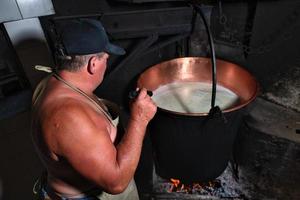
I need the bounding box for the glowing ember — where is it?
[170,178,180,187]
[168,178,221,194]
[154,165,244,198]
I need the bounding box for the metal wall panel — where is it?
[4,18,54,88]
[115,0,183,2]
[16,0,55,18]
[0,0,22,23]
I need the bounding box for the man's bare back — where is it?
[31,19,157,199]
[32,75,118,196]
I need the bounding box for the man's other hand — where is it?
[130,88,157,125]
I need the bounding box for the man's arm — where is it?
[44,88,156,194]
[114,88,157,191]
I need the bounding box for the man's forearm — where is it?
[115,118,148,187]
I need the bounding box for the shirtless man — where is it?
[31,19,157,199]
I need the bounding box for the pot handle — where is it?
[191,3,217,110]
[128,89,153,100]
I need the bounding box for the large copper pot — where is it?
[137,57,259,183]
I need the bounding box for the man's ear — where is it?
[87,56,98,74]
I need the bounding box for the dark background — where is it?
[0,0,299,199]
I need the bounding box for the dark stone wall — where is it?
[210,1,300,111]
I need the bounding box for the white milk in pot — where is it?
[152,82,239,113]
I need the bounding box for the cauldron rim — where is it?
[138,56,259,116]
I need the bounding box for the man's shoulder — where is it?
[43,94,108,128]
[41,97,96,136]
[45,95,90,118]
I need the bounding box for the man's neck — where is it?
[56,70,95,96]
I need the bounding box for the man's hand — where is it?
[130,88,157,125]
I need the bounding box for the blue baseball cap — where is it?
[60,19,125,56]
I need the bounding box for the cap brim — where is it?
[105,43,126,55]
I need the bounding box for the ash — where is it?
[153,163,245,199]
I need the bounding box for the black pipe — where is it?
[242,0,258,58]
[191,4,217,109]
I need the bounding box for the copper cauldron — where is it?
[137,57,258,183]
